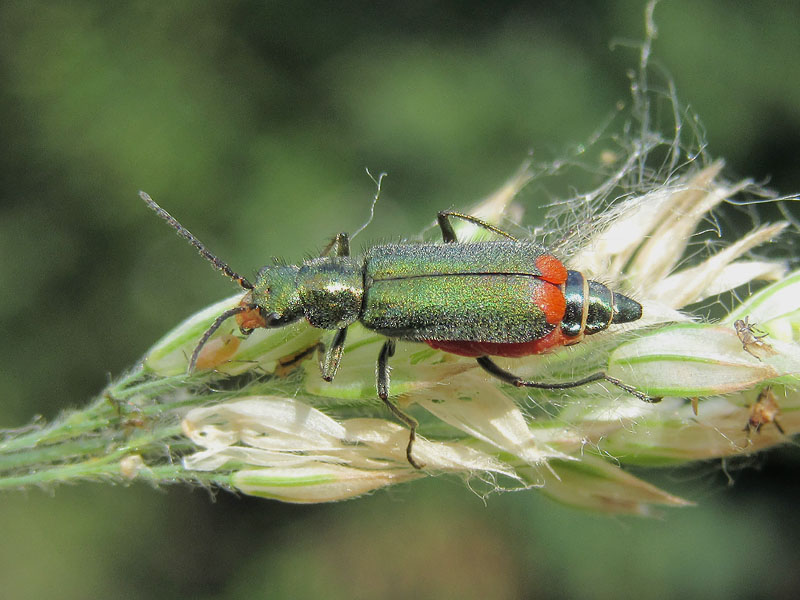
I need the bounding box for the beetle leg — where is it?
[319,328,348,381]
[319,232,350,257]
[437,211,518,243]
[377,339,424,469]
[476,356,661,403]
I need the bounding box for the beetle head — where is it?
[250,264,304,327]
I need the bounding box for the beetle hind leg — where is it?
[436,211,518,243]
[377,340,424,469]
[476,356,661,403]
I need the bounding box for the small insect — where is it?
[140,191,657,468]
[744,387,785,438]
[104,392,150,433]
[734,316,776,361]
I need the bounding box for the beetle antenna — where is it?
[188,305,252,372]
[139,191,254,290]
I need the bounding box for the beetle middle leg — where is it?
[476,356,661,403]
[319,328,348,381]
[377,339,424,469]
[437,211,518,243]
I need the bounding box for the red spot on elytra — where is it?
[532,280,566,325]
[535,254,568,285]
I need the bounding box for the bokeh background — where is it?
[2,1,800,598]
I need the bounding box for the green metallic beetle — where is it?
[140,192,656,468]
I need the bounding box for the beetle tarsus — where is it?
[404,427,423,470]
[602,375,661,403]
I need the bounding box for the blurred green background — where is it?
[2,1,800,598]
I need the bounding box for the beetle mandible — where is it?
[140,191,658,469]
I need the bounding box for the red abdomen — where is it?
[425,327,576,358]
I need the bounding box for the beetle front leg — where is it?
[319,232,350,257]
[436,211,518,243]
[319,328,348,381]
[377,339,424,469]
[476,356,661,403]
